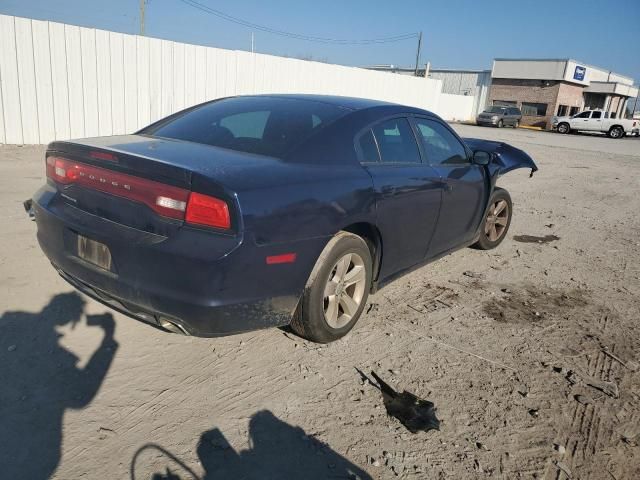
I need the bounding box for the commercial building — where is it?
[367,59,639,129]
[488,59,639,128]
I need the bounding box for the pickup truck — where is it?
[553,110,639,138]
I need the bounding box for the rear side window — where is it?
[358,130,380,163]
[142,97,348,159]
[591,111,602,119]
[370,118,421,164]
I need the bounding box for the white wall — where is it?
[428,70,490,117]
[0,14,469,145]
[434,93,475,122]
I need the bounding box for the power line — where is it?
[176,0,419,45]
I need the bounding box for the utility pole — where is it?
[414,31,423,76]
[139,0,145,35]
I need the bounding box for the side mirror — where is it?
[472,150,491,166]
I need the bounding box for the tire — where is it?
[473,188,513,250]
[514,120,520,129]
[557,122,570,134]
[608,126,624,139]
[497,120,503,128]
[290,231,373,343]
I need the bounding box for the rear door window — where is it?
[591,111,602,119]
[370,118,421,164]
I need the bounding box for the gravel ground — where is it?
[1,126,639,479]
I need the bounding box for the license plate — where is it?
[76,235,112,270]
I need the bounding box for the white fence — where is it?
[0,14,474,145]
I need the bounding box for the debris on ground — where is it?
[574,394,592,405]
[565,370,619,398]
[357,369,440,434]
[462,271,483,279]
[513,234,560,244]
[555,460,573,478]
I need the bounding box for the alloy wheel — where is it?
[323,253,366,328]
[485,199,509,242]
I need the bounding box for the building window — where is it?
[493,100,517,106]
[521,102,548,116]
[557,105,569,116]
[569,106,580,116]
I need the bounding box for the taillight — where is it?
[185,192,231,229]
[45,156,230,229]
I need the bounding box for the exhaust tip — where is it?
[24,198,35,220]
[158,317,189,335]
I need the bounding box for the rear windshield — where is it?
[141,96,349,158]
[485,106,507,113]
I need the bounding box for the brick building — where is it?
[488,59,638,129]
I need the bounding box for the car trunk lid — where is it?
[45,135,261,235]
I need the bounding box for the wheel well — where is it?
[609,124,623,131]
[342,222,383,283]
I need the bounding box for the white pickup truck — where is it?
[552,110,639,139]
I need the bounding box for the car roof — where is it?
[239,94,402,111]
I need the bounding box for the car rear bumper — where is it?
[32,185,325,336]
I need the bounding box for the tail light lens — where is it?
[46,156,230,229]
[186,192,231,229]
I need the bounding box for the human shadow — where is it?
[0,292,118,479]
[140,410,372,480]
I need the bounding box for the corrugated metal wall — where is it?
[429,70,491,117]
[0,14,475,145]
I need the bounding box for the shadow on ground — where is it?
[0,292,118,479]
[135,410,372,480]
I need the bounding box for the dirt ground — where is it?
[1,126,639,479]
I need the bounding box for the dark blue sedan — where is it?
[30,95,537,343]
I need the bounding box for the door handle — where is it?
[442,182,453,192]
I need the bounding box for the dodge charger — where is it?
[30,95,537,343]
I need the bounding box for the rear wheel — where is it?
[290,232,372,343]
[473,188,512,250]
[608,126,624,139]
[497,120,504,128]
[514,120,520,129]
[557,122,570,134]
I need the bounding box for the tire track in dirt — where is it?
[545,345,617,480]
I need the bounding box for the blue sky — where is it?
[2,0,639,81]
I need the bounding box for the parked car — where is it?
[476,106,522,128]
[29,95,537,343]
[553,109,639,138]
